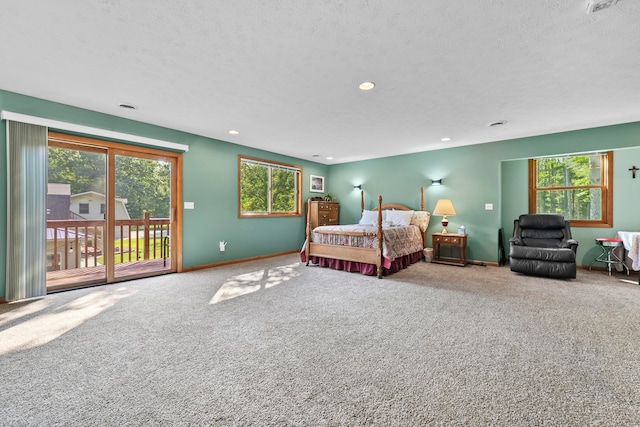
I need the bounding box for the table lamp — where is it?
[433,199,456,234]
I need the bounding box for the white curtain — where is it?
[6,120,47,301]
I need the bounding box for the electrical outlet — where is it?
[485,203,493,210]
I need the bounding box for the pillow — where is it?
[410,211,431,232]
[359,210,379,225]
[385,210,414,226]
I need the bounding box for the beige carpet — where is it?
[1,255,639,426]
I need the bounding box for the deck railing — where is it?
[114,213,171,264]
[47,212,170,272]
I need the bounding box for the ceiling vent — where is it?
[586,0,618,14]
[488,120,507,127]
[118,103,138,110]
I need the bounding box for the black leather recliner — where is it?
[509,214,578,279]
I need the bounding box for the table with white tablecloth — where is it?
[616,231,640,271]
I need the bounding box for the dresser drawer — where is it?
[319,211,338,220]
[318,202,334,211]
[319,217,338,226]
[432,235,462,245]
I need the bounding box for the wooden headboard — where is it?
[364,186,425,213]
[375,203,412,211]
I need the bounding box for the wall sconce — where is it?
[431,179,442,186]
[353,185,362,190]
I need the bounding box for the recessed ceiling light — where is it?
[441,137,451,142]
[229,130,239,135]
[488,120,507,127]
[359,81,375,91]
[326,156,334,160]
[118,103,138,110]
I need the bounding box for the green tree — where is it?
[239,159,298,214]
[48,147,106,194]
[271,168,295,212]
[48,146,171,219]
[240,162,268,212]
[115,156,171,219]
[535,154,601,220]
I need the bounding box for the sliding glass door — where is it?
[46,133,180,291]
[113,152,174,279]
[46,142,108,288]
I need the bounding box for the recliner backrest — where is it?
[514,214,571,248]
[518,214,566,229]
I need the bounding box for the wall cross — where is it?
[630,165,639,178]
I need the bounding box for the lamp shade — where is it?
[433,199,456,216]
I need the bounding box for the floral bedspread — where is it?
[310,224,424,262]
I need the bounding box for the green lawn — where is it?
[97,237,169,265]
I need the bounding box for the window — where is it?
[529,151,613,227]
[238,156,302,217]
[79,203,90,215]
[100,203,106,214]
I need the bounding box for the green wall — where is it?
[329,122,640,264]
[0,90,329,298]
[1,88,638,299]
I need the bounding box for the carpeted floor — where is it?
[1,255,639,426]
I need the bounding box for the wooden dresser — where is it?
[307,201,339,230]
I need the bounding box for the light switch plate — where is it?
[184,202,195,209]
[485,203,493,210]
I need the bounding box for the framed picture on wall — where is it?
[310,175,325,193]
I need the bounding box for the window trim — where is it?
[528,151,613,228]
[238,155,302,218]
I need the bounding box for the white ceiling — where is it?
[1,1,639,164]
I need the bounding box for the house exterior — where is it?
[47,183,72,220]
[69,191,130,221]
[70,191,130,241]
[45,188,132,271]
[47,184,130,221]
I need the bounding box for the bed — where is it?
[301,188,430,278]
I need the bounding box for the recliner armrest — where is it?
[561,239,579,253]
[509,237,524,246]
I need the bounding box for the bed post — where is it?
[304,198,311,265]
[376,195,383,279]
[420,186,426,248]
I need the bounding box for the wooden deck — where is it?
[46,258,172,288]
[46,215,172,289]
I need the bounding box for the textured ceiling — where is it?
[0,1,639,164]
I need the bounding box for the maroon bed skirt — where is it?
[300,250,424,276]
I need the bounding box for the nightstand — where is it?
[431,233,467,267]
